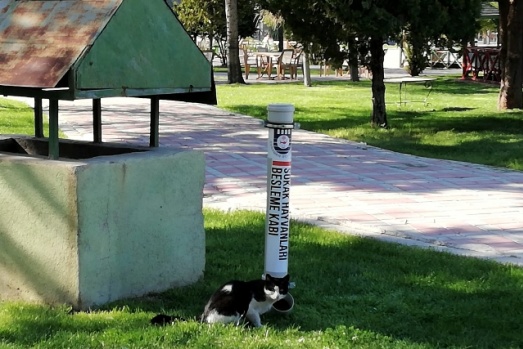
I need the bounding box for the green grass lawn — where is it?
[0,98,42,136]
[1,210,522,349]
[216,77,523,170]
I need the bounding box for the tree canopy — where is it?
[173,0,258,48]
[174,0,521,112]
[260,0,482,126]
[173,0,259,83]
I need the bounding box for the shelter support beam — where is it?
[150,96,159,147]
[93,98,102,143]
[48,99,59,159]
[34,97,44,138]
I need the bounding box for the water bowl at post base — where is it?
[271,293,294,314]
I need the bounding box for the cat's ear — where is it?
[283,274,290,282]
[265,274,274,281]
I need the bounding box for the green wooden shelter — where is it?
[0,0,216,158]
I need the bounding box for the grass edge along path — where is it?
[216,77,523,171]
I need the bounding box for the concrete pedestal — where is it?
[0,137,205,309]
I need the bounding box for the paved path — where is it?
[9,74,523,267]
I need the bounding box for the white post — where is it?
[264,104,295,279]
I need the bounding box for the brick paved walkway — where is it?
[10,95,523,267]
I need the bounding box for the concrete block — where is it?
[0,137,205,309]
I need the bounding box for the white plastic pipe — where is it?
[264,104,295,279]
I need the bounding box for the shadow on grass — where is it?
[114,211,523,348]
[227,77,497,96]
[275,106,523,170]
[223,98,522,137]
[206,212,522,349]
[2,210,522,348]
[441,107,476,112]
[423,78,499,95]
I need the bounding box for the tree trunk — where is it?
[369,37,388,127]
[348,37,360,82]
[278,25,284,51]
[225,0,245,84]
[498,0,523,109]
[302,51,312,87]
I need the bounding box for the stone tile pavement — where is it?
[9,84,523,267]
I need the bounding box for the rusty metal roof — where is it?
[0,0,122,88]
[0,0,214,104]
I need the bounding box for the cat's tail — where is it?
[150,313,185,326]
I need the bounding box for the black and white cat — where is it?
[151,274,290,328]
